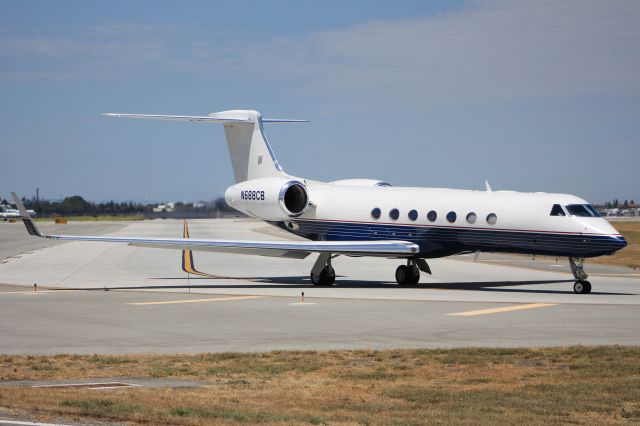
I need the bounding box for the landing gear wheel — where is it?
[573,280,592,294]
[396,265,420,285]
[395,265,408,285]
[408,267,420,285]
[311,266,335,286]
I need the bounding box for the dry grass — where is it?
[591,220,640,268]
[1,347,639,425]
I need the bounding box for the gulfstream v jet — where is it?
[12,109,627,294]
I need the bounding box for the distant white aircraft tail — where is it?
[103,109,307,183]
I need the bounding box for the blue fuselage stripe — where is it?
[277,219,626,258]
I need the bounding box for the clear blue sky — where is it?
[2,0,639,204]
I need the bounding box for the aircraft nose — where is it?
[612,235,627,251]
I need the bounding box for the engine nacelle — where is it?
[329,179,391,187]
[225,177,309,220]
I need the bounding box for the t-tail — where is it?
[102,110,307,183]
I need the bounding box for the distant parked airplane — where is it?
[1,203,35,221]
[13,109,627,293]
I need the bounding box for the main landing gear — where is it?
[310,253,335,286]
[309,255,432,287]
[395,259,431,285]
[569,257,591,294]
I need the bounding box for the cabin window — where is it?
[389,208,399,220]
[408,209,418,221]
[550,204,566,216]
[466,212,477,224]
[566,204,594,217]
[371,207,381,219]
[486,213,497,225]
[446,211,457,223]
[427,210,437,222]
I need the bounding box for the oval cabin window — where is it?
[466,212,477,224]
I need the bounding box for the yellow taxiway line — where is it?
[128,295,263,306]
[447,302,557,316]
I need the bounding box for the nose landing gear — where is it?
[573,280,591,294]
[569,257,591,294]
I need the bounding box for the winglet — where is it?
[485,180,493,192]
[10,192,44,237]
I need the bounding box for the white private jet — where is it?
[12,109,627,294]
[1,203,35,221]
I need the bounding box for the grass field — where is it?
[1,347,639,425]
[591,220,640,268]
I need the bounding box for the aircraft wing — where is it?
[10,193,418,259]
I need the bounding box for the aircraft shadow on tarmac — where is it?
[67,276,636,296]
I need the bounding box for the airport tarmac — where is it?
[1,218,639,354]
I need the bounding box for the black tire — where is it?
[573,280,591,294]
[395,265,408,285]
[408,267,420,285]
[325,265,336,285]
[311,266,335,286]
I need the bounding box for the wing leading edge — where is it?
[10,193,418,259]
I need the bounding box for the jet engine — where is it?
[225,177,309,221]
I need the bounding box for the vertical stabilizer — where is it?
[103,109,305,183]
[216,110,286,183]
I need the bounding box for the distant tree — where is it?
[613,199,619,208]
[214,197,234,212]
[624,199,629,208]
[60,195,92,215]
[0,198,7,205]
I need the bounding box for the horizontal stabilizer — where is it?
[102,113,250,123]
[261,119,309,123]
[103,111,307,124]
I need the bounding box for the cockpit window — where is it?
[550,204,566,216]
[566,204,595,217]
[584,204,602,217]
